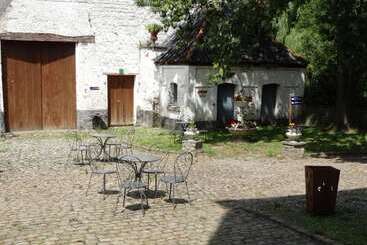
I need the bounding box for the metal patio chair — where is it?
[85,144,118,198]
[142,146,170,196]
[67,131,90,165]
[106,127,135,160]
[115,156,148,215]
[160,152,194,206]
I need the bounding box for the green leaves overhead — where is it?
[137,0,290,83]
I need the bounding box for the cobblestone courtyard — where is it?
[1,133,367,244]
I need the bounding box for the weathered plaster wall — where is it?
[0,0,164,129]
[159,65,190,127]
[195,66,306,120]
[0,0,12,17]
[136,48,163,127]
[159,65,305,126]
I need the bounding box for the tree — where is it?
[138,0,367,129]
[137,0,290,80]
[277,0,367,129]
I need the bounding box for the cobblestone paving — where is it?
[1,134,366,244]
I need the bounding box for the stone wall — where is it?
[77,110,108,129]
[0,0,165,129]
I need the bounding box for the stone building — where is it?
[0,0,306,131]
[0,0,164,131]
[145,30,307,129]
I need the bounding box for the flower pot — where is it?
[150,32,158,43]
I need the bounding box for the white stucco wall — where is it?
[159,66,190,120]
[137,48,162,120]
[195,66,306,121]
[0,0,165,128]
[160,65,306,123]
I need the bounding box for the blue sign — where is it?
[291,96,303,105]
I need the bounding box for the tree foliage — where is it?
[137,0,367,128]
[277,0,367,127]
[136,0,290,81]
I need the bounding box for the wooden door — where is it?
[2,41,43,130]
[41,43,76,129]
[108,75,134,126]
[2,41,76,131]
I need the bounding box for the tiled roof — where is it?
[155,20,307,68]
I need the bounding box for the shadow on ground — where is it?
[209,188,367,245]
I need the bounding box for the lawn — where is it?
[106,126,367,158]
[7,126,367,158]
[249,188,367,245]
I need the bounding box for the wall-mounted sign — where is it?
[90,86,100,91]
[291,96,303,105]
[197,89,208,97]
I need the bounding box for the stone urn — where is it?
[285,127,302,141]
[283,126,306,158]
[184,127,199,140]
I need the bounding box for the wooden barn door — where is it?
[2,41,76,131]
[108,75,134,126]
[41,43,76,129]
[2,41,43,130]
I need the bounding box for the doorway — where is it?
[108,75,134,126]
[2,41,76,131]
[217,83,235,127]
[260,84,279,124]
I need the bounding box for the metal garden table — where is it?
[118,152,160,180]
[91,133,116,160]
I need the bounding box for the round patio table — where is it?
[118,152,160,180]
[91,133,116,160]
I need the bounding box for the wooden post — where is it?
[288,95,293,125]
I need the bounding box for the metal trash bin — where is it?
[305,166,340,215]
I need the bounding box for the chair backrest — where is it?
[174,152,194,181]
[146,145,170,171]
[85,143,104,172]
[124,127,135,145]
[115,156,140,184]
[67,131,81,150]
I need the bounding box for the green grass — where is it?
[109,127,182,152]
[199,126,285,158]
[303,127,367,154]
[261,190,367,245]
[199,126,367,157]
[7,125,367,158]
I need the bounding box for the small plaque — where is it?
[198,89,208,97]
[90,86,100,91]
[291,96,303,105]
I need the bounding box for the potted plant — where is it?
[145,23,163,44]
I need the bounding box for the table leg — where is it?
[103,174,106,192]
